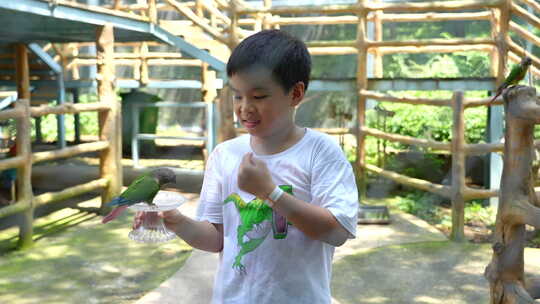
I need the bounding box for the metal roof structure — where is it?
[0,0,226,71]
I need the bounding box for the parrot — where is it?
[101,168,177,224]
[489,56,533,104]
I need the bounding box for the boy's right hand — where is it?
[132,209,184,231]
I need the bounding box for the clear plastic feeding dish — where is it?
[128,190,186,243]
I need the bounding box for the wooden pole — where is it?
[15,44,30,101]
[195,0,203,17]
[14,99,33,249]
[484,86,540,303]
[216,2,239,144]
[356,0,368,197]
[373,0,383,78]
[365,163,452,198]
[140,42,149,85]
[496,0,510,86]
[450,91,466,242]
[263,0,273,30]
[96,23,122,212]
[489,9,499,77]
[201,62,217,103]
[147,0,157,23]
[217,85,237,143]
[228,0,240,48]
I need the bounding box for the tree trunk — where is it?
[484,86,540,303]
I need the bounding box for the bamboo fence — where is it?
[223,0,540,241]
[0,26,120,249]
[26,0,540,244]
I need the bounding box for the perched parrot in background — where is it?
[489,56,533,103]
[101,168,177,224]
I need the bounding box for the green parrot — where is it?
[101,168,177,224]
[490,56,532,103]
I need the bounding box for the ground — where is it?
[0,196,192,304]
[0,139,529,303]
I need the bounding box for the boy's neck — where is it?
[250,125,305,155]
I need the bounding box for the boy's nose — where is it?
[240,100,255,114]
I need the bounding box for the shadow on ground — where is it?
[0,197,192,304]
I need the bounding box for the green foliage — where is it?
[391,192,496,230]
[31,93,101,142]
[367,99,487,149]
[383,52,490,79]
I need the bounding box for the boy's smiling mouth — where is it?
[242,120,260,129]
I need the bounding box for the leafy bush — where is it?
[392,192,496,229]
[31,93,102,142]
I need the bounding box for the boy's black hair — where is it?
[226,29,311,93]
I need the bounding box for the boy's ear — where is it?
[290,82,305,106]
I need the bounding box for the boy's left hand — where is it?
[238,152,275,199]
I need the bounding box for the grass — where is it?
[0,196,192,304]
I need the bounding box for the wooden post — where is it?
[496,0,511,86]
[217,2,239,144]
[140,42,149,86]
[228,1,240,49]
[14,46,34,247]
[450,91,465,242]
[15,44,30,101]
[96,24,122,211]
[263,0,273,30]
[14,102,33,248]
[373,0,383,78]
[70,44,80,80]
[195,0,203,17]
[201,62,217,103]
[356,0,368,197]
[114,0,122,10]
[489,9,499,78]
[217,85,237,143]
[484,86,540,303]
[147,0,157,23]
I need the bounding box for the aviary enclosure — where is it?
[0,0,538,302]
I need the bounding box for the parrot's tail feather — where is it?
[102,205,129,224]
[106,197,131,207]
[489,91,502,104]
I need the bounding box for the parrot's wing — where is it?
[504,63,523,86]
[120,174,160,204]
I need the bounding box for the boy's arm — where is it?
[269,192,350,247]
[165,210,224,252]
[239,152,352,247]
[137,210,224,252]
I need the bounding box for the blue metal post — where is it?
[131,104,140,168]
[487,104,504,208]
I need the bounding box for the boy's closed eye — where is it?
[232,94,268,101]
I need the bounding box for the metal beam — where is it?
[310,77,496,92]
[27,43,62,74]
[0,77,497,92]
[27,43,66,149]
[0,0,226,71]
[368,77,497,91]
[152,27,226,72]
[0,0,154,38]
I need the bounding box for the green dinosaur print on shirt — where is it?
[223,185,293,274]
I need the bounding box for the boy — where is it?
[141,29,358,303]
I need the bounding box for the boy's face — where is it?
[230,67,304,138]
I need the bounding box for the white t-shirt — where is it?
[196,128,358,304]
